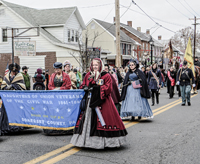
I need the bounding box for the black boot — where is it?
[151,91,155,106]
[156,91,159,104]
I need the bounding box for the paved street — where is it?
[1,88,200,164]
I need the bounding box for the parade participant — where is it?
[176,61,195,106]
[1,63,26,90]
[71,58,127,149]
[148,63,162,106]
[48,62,71,90]
[167,66,176,98]
[0,75,3,90]
[73,69,81,89]
[33,68,45,90]
[121,59,153,120]
[1,63,26,134]
[63,60,77,89]
[44,62,72,135]
[45,69,50,90]
[105,64,121,114]
[141,66,148,79]
[194,57,200,67]
[21,66,30,90]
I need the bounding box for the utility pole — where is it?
[115,0,121,67]
[85,37,88,71]
[11,28,14,64]
[189,16,200,60]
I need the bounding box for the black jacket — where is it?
[176,68,195,86]
[194,60,200,67]
[121,69,151,101]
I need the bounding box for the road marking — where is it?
[23,144,74,164]
[24,95,197,164]
[41,148,81,164]
[152,99,181,113]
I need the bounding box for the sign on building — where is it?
[14,41,36,56]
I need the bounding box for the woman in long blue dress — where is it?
[121,59,153,121]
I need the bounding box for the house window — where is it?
[2,29,7,42]
[123,44,126,55]
[75,31,79,42]
[71,30,74,42]
[128,45,131,55]
[68,29,71,42]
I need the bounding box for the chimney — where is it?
[137,27,141,32]
[146,29,150,35]
[113,17,115,24]
[158,35,162,40]
[127,21,132,27]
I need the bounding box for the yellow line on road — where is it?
[153,99,181,113]
[41,148,81,164]
[25,95,197,164]
[23,144,74,164]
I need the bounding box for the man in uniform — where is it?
[176,61,195,106]
[194,57,200,67]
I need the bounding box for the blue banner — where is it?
[0,90,84,130]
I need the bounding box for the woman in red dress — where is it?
[70,58,127,149]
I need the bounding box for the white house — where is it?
[0,0,86,76]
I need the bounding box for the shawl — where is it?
[121,69,151,101]
[1,72,26,90]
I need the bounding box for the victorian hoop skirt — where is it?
[70,72,127,149]
[121,72,153,118]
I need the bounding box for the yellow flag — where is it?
[184,38,195,76]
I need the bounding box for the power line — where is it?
[177,0,194,16]
[80,3,114,8]
[131,0,176,33]
[120,2,132,18]
[151,26,160,35]
[184,0,200,17]
[86,4,115,38]
[165,0,189,19]
[120,4,187,27]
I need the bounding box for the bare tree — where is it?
[171,26,200,52]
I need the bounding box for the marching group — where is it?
[0,56,197,149]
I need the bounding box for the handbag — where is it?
[132,80,142,89]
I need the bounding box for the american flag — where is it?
[4,62,9,76]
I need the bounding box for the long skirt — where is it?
[121,85,153,118]
[70,106,126,149]
[0,105,24,134]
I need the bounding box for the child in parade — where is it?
[71,58,127,149]
[120,59,153,121]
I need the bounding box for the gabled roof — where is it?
[1,0,85,50]
[93,19,136,44]
[120,23,149,42]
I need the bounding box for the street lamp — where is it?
[148,36,154,65]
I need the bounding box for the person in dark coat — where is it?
[194,57,200,67]
[1,63,26,134]
[70,58,127,149]
[121,59,153,120]
[167,66,176,98]
[104,64,121,114]
[176,61,195,106]
[148,63,162,106]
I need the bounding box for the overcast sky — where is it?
[4,0,200,40]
